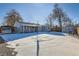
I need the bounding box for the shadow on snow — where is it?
[0,36,17,56]
[0,32,66,42]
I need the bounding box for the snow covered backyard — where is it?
[0,32,79,56]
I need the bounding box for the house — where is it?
[51,25,61,32]
[61,20,74,33]
[62,25,74,34]
[0,26,15,33]
[14,21,49,33]
[0,21,49,34]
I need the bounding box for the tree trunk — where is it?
[49,19,52,31]
[59,18,62,32]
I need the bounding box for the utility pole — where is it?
[36,21,39,56]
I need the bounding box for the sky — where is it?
[0,3,79,25]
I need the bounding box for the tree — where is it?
[52,4,65,31]
[4,9,23,26]
[47,4,71,32]
[47,13,53,31]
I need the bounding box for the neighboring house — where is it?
[0,26,15,33]
[62,25,74,33]
[62,20,74,33]
[51,25,61,32]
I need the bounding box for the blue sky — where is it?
[0,3,79,25]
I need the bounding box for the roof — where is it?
[0,26,15,30]
[19,22,39,25]
[1,26,13,27]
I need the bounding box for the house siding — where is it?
[14,22,49,33]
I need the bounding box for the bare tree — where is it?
[4,9,23,26]
[47,4,72,32]
[47,13,53,31]
[52,4,65,31]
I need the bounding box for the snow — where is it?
[0,32,37,42]
[0,32,79,56]
[0,32,66,42]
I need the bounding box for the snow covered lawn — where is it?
[0,32,79,56]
